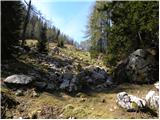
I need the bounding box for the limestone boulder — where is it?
[4,74,34,85]
[114,49,158,84]
[116,92,146,112]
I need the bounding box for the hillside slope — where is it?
[1,41,158,119]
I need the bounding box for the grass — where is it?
[1,40,158,119]
[25,39,38,47]
[8,83,156,119]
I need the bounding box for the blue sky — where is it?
[25,0,95,43]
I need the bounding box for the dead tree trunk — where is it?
[21,0,31,47]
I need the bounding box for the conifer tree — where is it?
[1,1,24,59]
[37,22,48,53]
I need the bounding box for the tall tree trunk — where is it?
[21,0,31,46]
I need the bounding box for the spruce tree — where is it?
[37,22,48,53]
[1,1,24,59]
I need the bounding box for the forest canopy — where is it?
[1,0,75,59]
[87,1,159,65]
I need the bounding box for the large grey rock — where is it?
[4,75,33,85]
[145,90,159,112]
[114,49,158,84]
[68,77,80,92]
[59,79,70,90]
[59,76,81,92]
[95,76,113,91]
[117,92,146,112]
[33,82,47,89]
[91,71,105,80]
[80,66,108,85]
[46,83,56,91]
[62,72,73,80]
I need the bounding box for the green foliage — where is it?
[131,101,138,111]
[25,14,75,47]
[87,1,159,65]
[1,1,24,59]
[102,54,117,66]
[109,1,158,65]
[89,46,99,59]
[37,23,48,53]
[87,1,111,55]
[57,39,64,47]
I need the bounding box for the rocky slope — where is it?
[1,42,159,119]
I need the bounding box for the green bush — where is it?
[89,47,99,59]
[103,54,117,66]
[57,39,64,47]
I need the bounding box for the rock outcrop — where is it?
[59,66,113,92]
[114,49,158,84]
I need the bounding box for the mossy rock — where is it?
[131,101,138,111]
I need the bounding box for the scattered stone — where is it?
[4,74,33,85]
[76,92,87,98]
[79,98,87,102]
[154,82,159,90]
[68,116,76,119]
[17,102,27,113]
[13,46,26,53]
[145,90,159,112]
[15,90,24,96]
[20,113,30,119]
[116,92,146,112]
[109,108,114,112]
[51,47,60,55]
[31,90,39,97]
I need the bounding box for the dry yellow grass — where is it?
[4,83,155,119]
[1,40,158,119]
